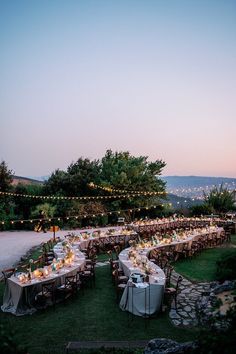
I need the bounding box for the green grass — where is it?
[174,235,236,282]
[0,264,197,354]
[2,236,235,353]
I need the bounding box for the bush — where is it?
[194,307,236,354]
[216,250,236,281]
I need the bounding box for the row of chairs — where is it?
[32,258,96,309]
[149,229,227,265]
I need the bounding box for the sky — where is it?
[0,0,236,178]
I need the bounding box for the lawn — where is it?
[1,236,235,354]
[174,235,236,282]
[0,263,196,354]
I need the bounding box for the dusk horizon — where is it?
[1,0,236,177]
[1,1,236,347]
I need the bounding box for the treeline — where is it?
[0,150,168,230]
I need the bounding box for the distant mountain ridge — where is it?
[161,176,236,189]
[161,175,236,199]
[11,175,43,186]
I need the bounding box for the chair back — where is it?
[42,280,55,296]
[2,268,15,283]
[175,275,183,292]
[164,265,173,287]
[65,275,77,290]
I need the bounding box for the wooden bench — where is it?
[66,340,149,352]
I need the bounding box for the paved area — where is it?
[0,226,121,271]
[169,270,210,327]
[0,231,52,271]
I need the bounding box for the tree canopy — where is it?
[100,149,166,192]
[0,160,13,191]
[204,184,235,214]
[0,151,167,228]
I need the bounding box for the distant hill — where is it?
[11,175,43,186]
[161,176,236,188]
[161,176,236,198]
[166,193,201,209]
[28,175,49,182]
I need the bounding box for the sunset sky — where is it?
[1,0,235,178]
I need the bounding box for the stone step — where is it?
[66,340,149,352]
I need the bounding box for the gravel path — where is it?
[0,226,121,271]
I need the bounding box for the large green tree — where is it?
[13,184,44,220]
[43,169,69,196]
[204,184,235,214]
[100,150,166,192]
[99,150,166,219]
[67,158,101,196]
[42,151,167,223]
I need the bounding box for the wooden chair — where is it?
[164,275,183,309]
[57,275,78,302]
[2,268,15,283]
[107,250,119,274]
[113,245,121,260]
[35,280,56,309]
[79,262,96,287]
[113,269,128,303]
[112,268,128,286]
[225,230,231,243]
[163,265,173,288]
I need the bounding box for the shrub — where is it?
[216,250,236,281]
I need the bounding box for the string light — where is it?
[88,182,166,195]
[0,203,177,226]
[0,190,166,201]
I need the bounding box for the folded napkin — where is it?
[135,283,149,288]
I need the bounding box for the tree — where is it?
[100,150,166,192]
[67,158,101,196]
[43,169,69,196]
[190,204,213,216]
[0,161,14,228]
[44,159,101,197]
[32,203,56,218]
[0,160,13,191]
[99,150,166,215]
[204,184,235,214]
[13,184,44,220]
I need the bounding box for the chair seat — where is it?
[118,283,126,289]
[35,291,52,303]
[118,275,128,282]
[57,284,73,290]
[165,287,176,293]
[85,265,92,270]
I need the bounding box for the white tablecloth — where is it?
[119,248,165,317]
[1,252,85,316]
[119,226,224,317]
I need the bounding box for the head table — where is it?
[119,226,224,317]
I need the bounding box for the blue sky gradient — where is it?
[1,0,235,177]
